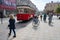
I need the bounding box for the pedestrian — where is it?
[8,14,16,38]
[40,15,42,21]
[32,14,40,27]
[43,13,47,22]
[33,15,38,24]
[0,12,3,24]
[48,12,53,25]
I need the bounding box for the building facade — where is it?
[0,0,16,17]
[44,1,60,14]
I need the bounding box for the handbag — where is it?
[8,24,10,27]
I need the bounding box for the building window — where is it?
[0,0,2,4]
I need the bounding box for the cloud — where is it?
[31,0,46,11]
[30,0,60,11]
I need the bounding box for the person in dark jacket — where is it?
[43,13,47,22]
[8,14,16,38]
[40,15,42,21]
[0,12,3,24]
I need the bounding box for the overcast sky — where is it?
[30,0,60,11]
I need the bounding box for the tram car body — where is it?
[16,6,35,21]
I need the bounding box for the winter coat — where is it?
[8,19,16,29]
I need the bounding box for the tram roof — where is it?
[17,6,35,11]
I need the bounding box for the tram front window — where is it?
[18,8,29,14]
[18,9,24,14]
[24,9,28,13]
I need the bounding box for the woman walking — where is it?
[8,14,16,38]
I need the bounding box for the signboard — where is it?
[0,0,16,10]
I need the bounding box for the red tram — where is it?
[16,6,35,21]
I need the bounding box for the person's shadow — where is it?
[15,19,32,30]
[49,24,54,27]
[32,26,38,30]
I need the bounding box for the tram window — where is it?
[18,9,24,13]
[24,9,28,13]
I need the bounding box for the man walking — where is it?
[43,13,47,22]
[48,12,53,25]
